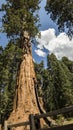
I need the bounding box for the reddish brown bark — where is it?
[7,32,45,130]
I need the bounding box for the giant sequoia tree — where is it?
[45,0,73,37]
[1,0,42,128]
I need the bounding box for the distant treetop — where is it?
[45,0,73,37]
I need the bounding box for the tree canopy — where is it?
[45,0,73,37]
[1,0,41,39]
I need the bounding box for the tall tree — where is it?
[45,0,73,37]
[3,42,21,119]
[1,0,43,128]
[34,61,44,86]
[0,46,4,124]
[34,55,73,112]
[0,42,21,124]
[42,69,55,111]
[47,54,73,109]
[47,54,61,109]
[34,61,55,111]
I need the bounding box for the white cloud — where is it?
[35,49,46,57]
[35,28,73,60]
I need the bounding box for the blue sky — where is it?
[39,0,58,31]
[0,0,8,47]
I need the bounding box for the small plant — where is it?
[56,114,65,125]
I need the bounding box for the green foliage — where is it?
[47,54,73,109]
[0,46,4,124]
[1,0,41,38]
[34,61,44,85]
[62,57,73,73]
[34,54,73,112]
[56,114,65,125]
[45,0,73,37]
[42,69,55,111]
[0,42,21,124]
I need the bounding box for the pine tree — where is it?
[45,0,73,37]
[34,55,73,111]
[48,54,73,109]
[42,69,55,111]
[0,42,21,124]
[47,54,60,109]
[34,61,44,86]
[62,57,73,73]
[0,46,4,124]
[3,42,22,119]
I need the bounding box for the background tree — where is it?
[48,54,73,108]
[34,54,73,112]
[62,57,73,102]
[47,54,61,110]
[45,0,73,37]
[42,69,55,111]
[0,42,21,124]
[34,61,44,99]
[62,57,73,73]
[0,46,4,124]
[34,60,55,111]
[34,61,44,86]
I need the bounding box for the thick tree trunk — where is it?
[7,31,46,130]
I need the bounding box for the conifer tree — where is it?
[42,69,55,111]
[0,46,4,124]
[34,55,73,111]
[34,61,44,85]
[1,0,41,40]
[48,54,73,109]
[45,0,73,37]
[0,43,21,124]
[62,57,73,73]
